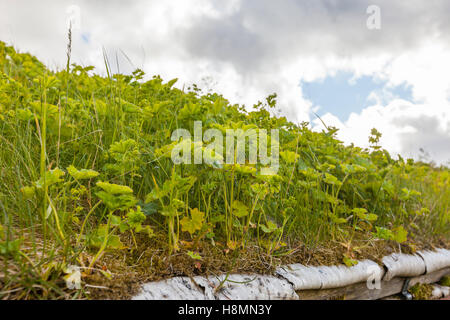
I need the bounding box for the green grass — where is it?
[0,39,448,299]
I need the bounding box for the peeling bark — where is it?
[132,249,450,300]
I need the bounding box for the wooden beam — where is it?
[297,267,450,300]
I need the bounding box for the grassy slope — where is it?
[0,41,448,299]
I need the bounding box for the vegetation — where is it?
[0,39,448,299]
[409,283,434,300]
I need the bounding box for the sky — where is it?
[0,0,449,165]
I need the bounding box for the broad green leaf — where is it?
[231,200,249,218]
[280,150,299,164]
[373,227,394,241]
[323,173,342,186]
[260,221,278,233]
[332,216,347,224]
[97,181,133,195]
[392,226,408,243]
[67,165,99,180]
[20,186,36,199]
[110,214,122,227]
[16,108,34,121]
[96,191,137,211]
[88,225,125,250]
[35,168,65,188]
[352,208,367,218]
[180,208,205,235]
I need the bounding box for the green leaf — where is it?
[180,208,205,235]
[392,226,408,243]
[373,227,394,241]
[331,216,347,224]
[119,222,130,233]
[35,168,65,188]
[141,225,154,237]
[167,78,178,88]
[0,238,22,255]
[145,186,169,202]
[96,191,137,211]
[323,173,342,186]
[16,108,34,121]
[127,206,147,232]
[97,181,133,195]
[250,183,268,198]
[260,220,278,233]
[186,251,202,260]
[280,150,299,164]
[88,225,125,250]
[107,234,125,249]
[353,208,377,222]
[343,255,358,267]
[67,165,99,180]
[297,158,309,171]
[160,207,178,217]
[110,214,122,227]
[231,200,249,218]
[137,201,158,216]
[20,186,36,199]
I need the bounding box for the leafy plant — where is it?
[0,40,447,298]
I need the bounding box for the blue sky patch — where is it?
[81,33,91,44]
[301,72,413,121]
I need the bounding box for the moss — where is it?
[409,283,434,300]
[439,276,450,287]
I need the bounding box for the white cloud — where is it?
[0,0,449,164]
[312,40,450,165]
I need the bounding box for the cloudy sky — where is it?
[1,0,449,165]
